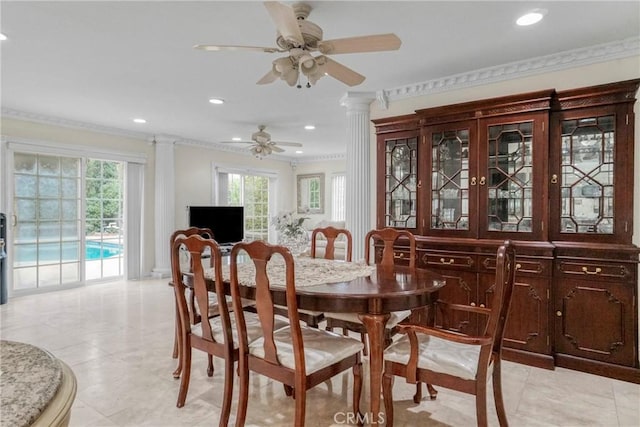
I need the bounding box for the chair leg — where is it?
[353,360,363,426]
[173,314,184,379]
[176,337,191,408]
[284,384,294,397]
[219,358,234,427]
[492,359,509,427]
[413,382,422,403]
[360,332,369,357]
[426,383,438,400]
[207,354,214,377]
[235,356,249,427]
[294,380,306,427]
[475,382,488,427]
[382,369,394,427]
[172,300,179,359]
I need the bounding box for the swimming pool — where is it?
[15,240,123,263]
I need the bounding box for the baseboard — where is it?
[502,347,555,370]
[555,353,640,384]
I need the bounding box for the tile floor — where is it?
[1,278,638,426]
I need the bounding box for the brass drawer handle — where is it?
[479,176,486,186]
[440,258,455,265]
[556,311,562,317]
[471,177,477,186]
[515,263,522,270]
[394,252,405,259]
[470,302,476,307]
[480,304,485,308]
[551,174,558,184]
[582,266,602,275]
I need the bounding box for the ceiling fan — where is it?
[194,1,401,88]
[220,125,303,158]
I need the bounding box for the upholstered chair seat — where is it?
[323,310,412,329]
[385,333,489,381]
[249,326,364,374]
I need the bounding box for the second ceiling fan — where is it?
[194,1,401,87]
[220,125,302,158]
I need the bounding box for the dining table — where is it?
[204,256,446,426]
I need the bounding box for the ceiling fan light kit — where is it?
[196,1,401,88]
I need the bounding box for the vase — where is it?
[278,232,310,256]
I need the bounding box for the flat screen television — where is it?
[188,206,244,245]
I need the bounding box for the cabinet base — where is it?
[555,354,640,384]
[502,348,555,370]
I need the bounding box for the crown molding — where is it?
[294,152,346,163]
[382,36,640,103]
[1,107,153,141]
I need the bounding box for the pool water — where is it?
[15,240,123,263]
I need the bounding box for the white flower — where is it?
[271,211,308,238]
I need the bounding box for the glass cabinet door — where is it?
[478,113,545,240]
[384,136,418,229]
[485,121,534,233]
[427,122,476,236]
[559,115,615,234]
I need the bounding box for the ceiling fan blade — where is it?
[219,140,253,144]
[257,68,279,85]
[319,56,365,87]
[264,2,304,46]
[193,44,282,53]
[271,141,303,147]
[318,33,402,55]
[270,145,285,153]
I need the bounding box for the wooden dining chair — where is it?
[170,227,214,378]
[171,234,285,426]
[229,241,364,427]
[382,241,517,427]
[325,228,416,355]
[170,227,255,379]
[310,225,353,262]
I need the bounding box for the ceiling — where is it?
[1,1,639,160]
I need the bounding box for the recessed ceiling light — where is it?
[516,9,546,26]
[209,98,224,105]
[232,137,242,141]
[0,33,7,41]
[295,150,303,154]
[133,118,147,124]
[304,125,315,130]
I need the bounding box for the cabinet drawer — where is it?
[479,256,550,277]
[392,249,412,266]
[556,260,635,282]
[421,253,476,270]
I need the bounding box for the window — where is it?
[218,172,270,241]
[331,173,346,221]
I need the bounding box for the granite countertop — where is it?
[0,340,63,427]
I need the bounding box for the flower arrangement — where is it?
[271,211,308,238]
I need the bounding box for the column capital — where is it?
[340,91,376,112]
[153,134,179,145]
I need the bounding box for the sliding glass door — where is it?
[11,153,124,292]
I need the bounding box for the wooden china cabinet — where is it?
[373,79,640,382]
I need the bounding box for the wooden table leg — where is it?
[359,313,390,427]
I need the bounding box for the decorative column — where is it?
[341,92,376,262]
[151,136,176,278]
